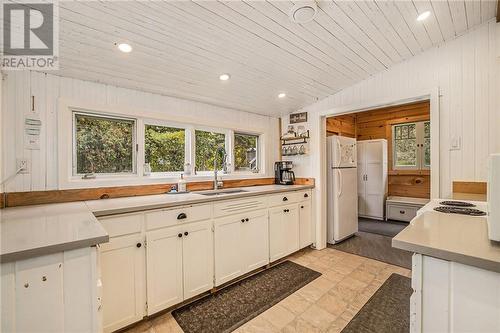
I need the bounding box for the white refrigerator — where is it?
[327,135,358,244]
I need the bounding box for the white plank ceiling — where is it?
[13,0,499,116]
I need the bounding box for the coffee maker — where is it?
[275,161,295,185]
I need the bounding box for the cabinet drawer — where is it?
[146,204,211,231]
[213,196,267,217]
[268,191,302,207]
[99,212,143,237]
[387,204,417,222]
[298,190,312,202]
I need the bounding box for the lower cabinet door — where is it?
[214,216,243,286]
[242,210,269,273]
[100,233,146,333]
[299,201,312,248]
[182,220,214,299]
[269,207,287,262]
[284,205,300,255]
[146,226,183,315]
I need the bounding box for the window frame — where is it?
[233,131,260,174]
[392,120,430,171]
[192,126,230,175]
[72,110,138,177]
[143,118,189,177]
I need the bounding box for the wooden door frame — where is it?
[311,88,440,250]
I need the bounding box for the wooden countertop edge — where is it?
[0,177,315,208]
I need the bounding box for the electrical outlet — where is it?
[17,158,30,174]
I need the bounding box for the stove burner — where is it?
[439,200,476,207]
[434,206,486,216]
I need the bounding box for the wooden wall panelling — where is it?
[326,114,356,137]
[452,181,487,194]
[2,178,315,208]
[389,175,431,198]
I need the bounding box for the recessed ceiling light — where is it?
[219,73,231,81]
[278,92,287,98]
[417,11,431,21]
[117,43,132,53]
[289,1,318,24]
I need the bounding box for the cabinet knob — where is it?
[177,213,187,220]
[136,242,142,248]
[241,219,245,223]
[283,197,288,201]
[245,218,249,222]
[178,233,183,238]
[284,209,289,213]
[301,205,304,209]
[304,193,308,198]
[400,210,405,214]
[184,231,189,236]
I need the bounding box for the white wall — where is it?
[1,72,279,192]
[282,20,499,250]
[284,20,499,199]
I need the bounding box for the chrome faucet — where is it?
[214,146,227,190]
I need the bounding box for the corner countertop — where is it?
[87,184,314,217]
[1,184,313,263]
[0,202,109,263]
[392,200,500,273]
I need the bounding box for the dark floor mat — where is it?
[329,231,412,269]
[172,260,321,333]
[341,273,412,333]
[358,218,408,237]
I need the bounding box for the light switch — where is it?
[450,136,461,151]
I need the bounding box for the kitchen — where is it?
[1,1,500,333]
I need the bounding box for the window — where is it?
[145,124,185,172]
[74,113,135,175]
[393,121,430,170]
[195,130,226,171]
[234,133,259,172]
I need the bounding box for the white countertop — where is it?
[1,184,313,263]
[393,199,500,273]
[87,184,314,217]
[0,202,108,263]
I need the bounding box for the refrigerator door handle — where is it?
[337,169,342,197]
[336,140,342,167]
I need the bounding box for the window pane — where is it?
[395,126,401,139]
[395,138,417,167]
[408,124,416,139]
[145,125,185,172]
[75,114,134,174]
[234,133,258,171]
[424,121,430,138]
[401,125,408,139]
[195,130,225,171]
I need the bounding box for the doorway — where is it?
[325,101,431,269]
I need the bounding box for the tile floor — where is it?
[124,247,411,333]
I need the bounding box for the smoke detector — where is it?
[289,1,318,24]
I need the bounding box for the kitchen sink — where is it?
[198,188,248,196]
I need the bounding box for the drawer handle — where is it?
[177,213,187,220]
[284,209,289,213]
[241,219,245,223]
[304,193,309,198]
[136,242,142,248]
[184,231,189,236]
[400,210,406,214]
[178,233,182,238]
[245,218,249,222]
[283,197,288,201]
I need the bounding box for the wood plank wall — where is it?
[0,177,315,208]
[327,101,431,198]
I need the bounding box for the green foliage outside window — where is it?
[424,121,431,167]
[75,114,134,174]
[394,123,417,166]
[195,130,225,171]
[234,133,258,171]
[145,125,185,172]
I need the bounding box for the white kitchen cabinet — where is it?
[299,200,312,248]
[269,204,299,262]
[1,247,100,333]
[357,139,388,220]
[146,219,213,314]
[214,209,269,286]
[146,225,184,314]
[181,221,214,299]
[100,233,146,333]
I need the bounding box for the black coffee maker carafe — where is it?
[275,161,295,185]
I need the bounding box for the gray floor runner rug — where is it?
[341,273,412,333]
[358,218,408,238]
[172,260,321,333]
